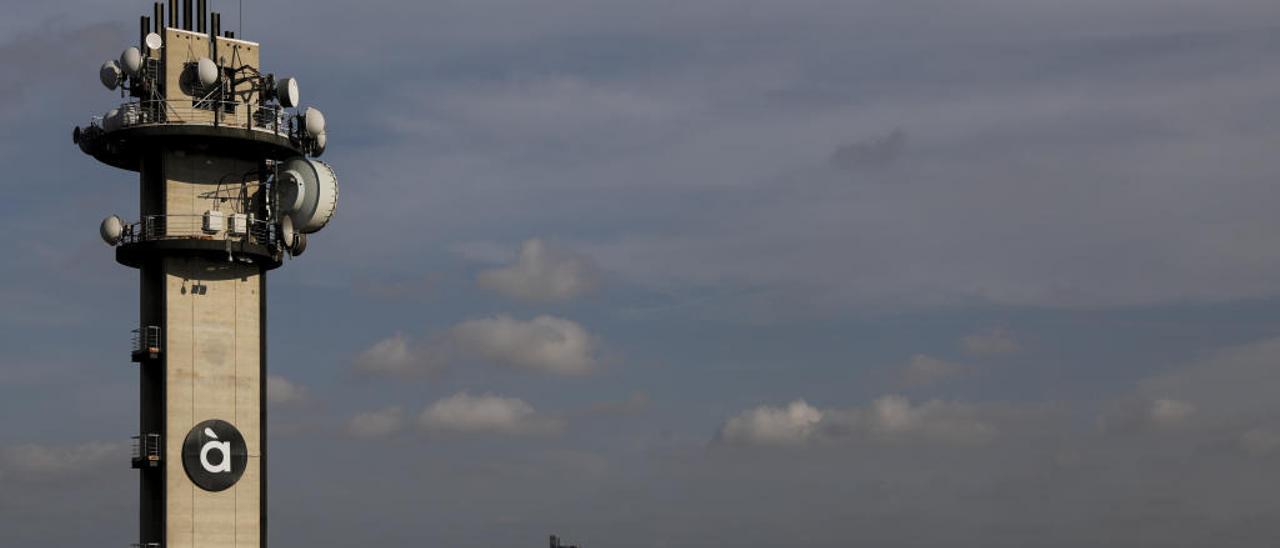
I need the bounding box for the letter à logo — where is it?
[182,420,248,491]
[199,428,232,474]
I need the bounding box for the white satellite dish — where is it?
[302,107,326,136]
[103,108,122,131]
[100,60,122,90]
[278,156,339,233]
[145,32,164,51]
[280,215,296,251]
[120,47,143,76]
[276,77,300,108]
[312,133,327,157]
[100,215,124,245]
[291,233,308,256]
[196,57,220,88]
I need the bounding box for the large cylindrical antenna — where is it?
[168,0,177,28]
[211,12,221,39]
[154,2,163,34]
[140,16,149,49]
[197,0,206,33]
[183,0,193,31]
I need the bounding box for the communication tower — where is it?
[73,2,339,547]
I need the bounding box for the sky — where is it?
[3,0,1280,546]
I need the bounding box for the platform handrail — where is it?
[117,214,274,247]
[92,99,292,138]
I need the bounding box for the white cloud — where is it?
[266,375,308,406]
[1,442,125,481]
[448,315,597,375]
[721,396,1001,447]
[476,239,600,303]
[961,328,1021,357]
[830,396,999,446]
[720,400,823,446]
[419,393,563,436]
[898,354,969,386]
[346,407,405,439]
[353,332,442,377]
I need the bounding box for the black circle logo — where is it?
[182,419,248,492]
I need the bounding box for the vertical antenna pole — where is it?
[183,0,193,31]
[197,0,206,33]
[168,0,177,28]
[154,2,163,34]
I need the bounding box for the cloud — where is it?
[720,400,823,446]
[476,239,600,303]
[353,332,442,377]
[961,328,1021,357]
[721,396,1002,447]
[419,393,563,436]
[898,354,970,386]
[0,442,125,482]
[346,407,405,439]
[448,315,597,375]
[266,375,309,406]
[825,396,1000,446]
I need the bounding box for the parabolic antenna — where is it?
[145,32,163,51]
[280,215,296,250]
[197,57,220,88]
[276,77,299,108]
[302,107,326,136]
[291,233,308,256]
[100,215,124,245]
[312,133,327,157]
[277,157,338,233]
[100,60,122,90]
[120,47,143,76]
[103,108,122,131]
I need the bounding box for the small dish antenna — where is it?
[197,57,220,88]
[120,47,143,76]
[145,32,164,51]
[100,60,122,90]
[276,77,300,108]
[280,216,296,250]
[103,108,122,131]
[312,133,327,157]
[100,215,124,245]
[302,107,326,136]
[291,233,308,256]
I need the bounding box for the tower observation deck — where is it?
[74,2,339,547]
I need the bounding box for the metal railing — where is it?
[118,214,274,247]
[97,99,291,137]
[131,433,162,463]
[131,326,162,355]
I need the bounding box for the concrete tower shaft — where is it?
[75,4,337,548]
